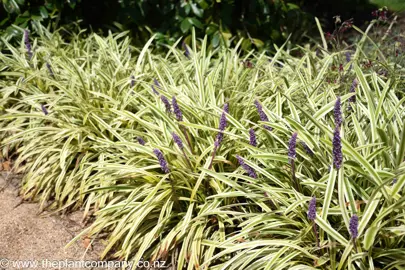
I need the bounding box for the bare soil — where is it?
[0,172,106,270]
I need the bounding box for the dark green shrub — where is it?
[0,0,382,50]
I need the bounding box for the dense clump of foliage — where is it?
[1,20,405,269]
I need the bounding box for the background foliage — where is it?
[1,0,398,51]
[371,0,405,11]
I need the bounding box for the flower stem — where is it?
[169,175,180,210]
[352,238,358,253]
[206,146,218,190]
[312,222,319,247]
[291,160,301,192]
[181,148,193,169]
[181,125,193,154]
[208,146,217,170]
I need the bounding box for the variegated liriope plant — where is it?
[0,22,405,270]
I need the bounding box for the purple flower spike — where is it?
[214,133,223,148]
[152,85,159,95]
[249,128,257,147]
[160,95,171,113]
[214,104,229,148]
[154,78,161,88]
[348,79,358,104]
[46,62,54,78]
[130,75,135,87]
[254,100,268,121]
[218,106,228,131]
[334,96,342,127]
[288,132,298,163]
[349,214,358,239]
[307,196,316,221]
[24,30,30,48]
[153,149,170,173]
[392,178,398,185]
[151,78,161,95]
[172,132,184,150]
[254,100,272,131]
[301,141,314,156]
[236,155,257,179]
[345,52,351,63]
[223,103,229,114]
[172,96,183,121]
[137,136,145,145]
[182,41,190,58]
[332,126,343,169]
[24,30,32,60]
[41,104,48,115]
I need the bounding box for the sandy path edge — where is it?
[0,172,108,270]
